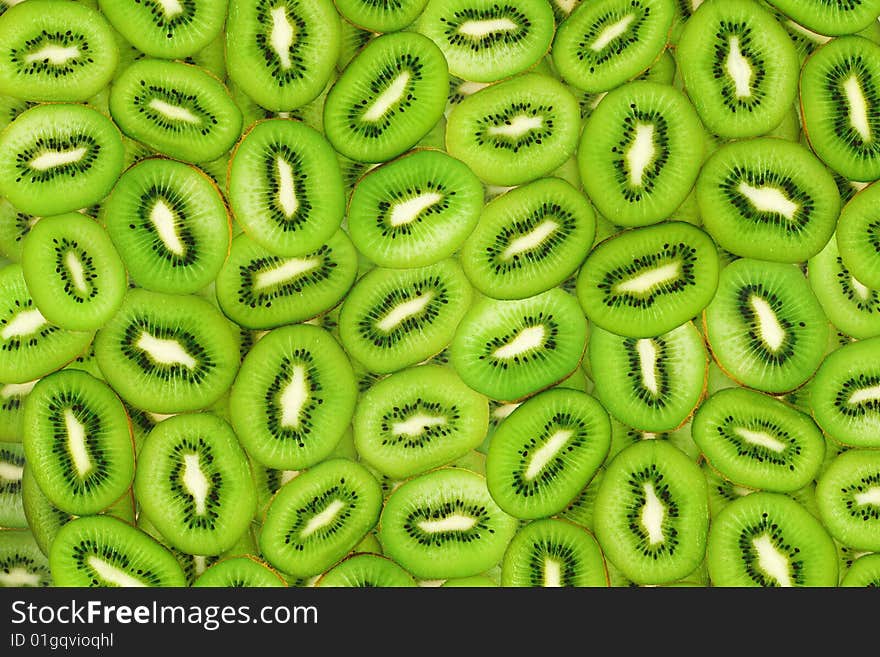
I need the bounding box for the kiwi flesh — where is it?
[836,181,880,289]
[0,529,52,587]
[841,553,880,587]
[193,555,287,587]
[816,449,880,552]
[0,441,25,528]
[315,553,417,587]
[765,0,880,36]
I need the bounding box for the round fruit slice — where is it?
[0,529,52,587]
[836,182,880,290]
[193,556,287,587]
[0,442,25,528]
[315,553,417,587]
[841,553,880,587]
[765,0,880,37]
[816,449,880,552]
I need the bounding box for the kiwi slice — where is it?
[597,441,709,585]
[193,556,287,587]
[765,0,880,36]
[0,441,25,528]
[485,388,610,520]
[800,35,880,182]
[836,181,880,289]
[0,529,52,587]
[0,103,124,217]
[226,118,345,257]
[94,288,240,414]
[338,259,472,374]
[816,449,880,552]
[450,288,588,402]
[226,0,341,112]
[102,157,231,296]
[500,518,607,587]
[552,0,675,94]
[22,369,134,517]
[229,324,357,470]
[0,0,118,101]
[576,221,720,339]
[0,198,36,264]
[696,137,840,262]
[49,514,187,587]
[0,379,34,443]
[336,0,427,33]
[0,264,93,385]
[98,0,227,59]
[703,258,829,393]
[378,467,518,579]
[460,177,596,300]
[354,364,489,480]
[259,458,382,578]
[677,0,800,139]
[346,149,484,269]
[109,58,243,164]
[315,553,418,587]
[706,491,838,586]
[841,553,880,587]
[417,0,555,83]
[20,465,70,556]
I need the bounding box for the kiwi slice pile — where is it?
[2,0,880,589]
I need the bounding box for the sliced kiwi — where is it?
[20,465,71,556]
[315,553,417,587]
[193,556,287,587]
[0,529,52,587]
[765,0,880,36]
[706,491,838,587]
[259,458,382,578]
[0,379,32,442]
[450,288,588,402]
[815,449,880,552]
[841,553,880,587]
[229,324,357,470]
[0,441,25,528]
[703,258,829,393]
[378,467,518,579]
[594,439,709,585]
[836,182,880,289]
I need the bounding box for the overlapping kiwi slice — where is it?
[315,553,417,587]
[816,449,880,552]
[0,529,52,587]
[836,181,880,289]
[0,441,25,528]
[766,0,880,36]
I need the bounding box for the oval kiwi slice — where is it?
[20,464,70,557]
[0,103,124,217]
[193,556,287,587]
[0,441,25,528]
[0,378,35,443]
[49,514,187,587]
[450,288,588,402]
[836,181,880,289]
[486,388,611,520]
[259,458,383,578]
[576,221,720,339]
[841,553,880,587]
[446,72,580,187]
[353,364,489,480]
[0,529,52,587]
[315,553,417,587]
[703,258,829,393]
[229,324,358,470]
[706,491,838,587]
[692,387,826,493]
[766,0,880,37]
[94,288,240,414]
[379,467,518,579]
[816,449,880,552]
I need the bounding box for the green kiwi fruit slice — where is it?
[816,449,880,552]
[799,36,880,182]
[259,458,382,578]
[378,467,518,579]
[841,553,880,587]
[417,0,555,83]
[0,264,93,385]
[696,137,840,262]
[215,230,358,330]
[460,177,596,300]
[677,0,800,139]
[703,258,829,393]
[353,364,489,480]
[324,31,448,163]
[193,556,287,587]
[765,0,880,36]
[315,553,417,587]
[94,288,240,414]
[0,441,25,528]
[0,103,124,217]
[500,518,608,587]
[109,58,242,164]
[49,514,187,587]
[692,387,826,493]
[450,288,588,402]
[0,0,118,101]
[338,258,472,374]
[552,0,675,94]
[0,529,52,587]
[346,149,484,269]
[706,491,838,586]
[0,379,34,443]
[135,413,256,556]
[102,157,231,296]
[808,231,880,339]
[98,0,227,59]
[446,72,580,187]
[836,181,880,289]
[229,324,358,470]
[23,369,134,516]
[336,0,428,33]
[576,221,720,339]
[578,81,705,227]
[226,0,341,112]
[485,388,611,520]
[21,212,126,332]
[227,118,346,257]
[0,198,35,264]
[589,321,707,433]
[20,465,70,556]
